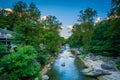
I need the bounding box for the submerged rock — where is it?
[61,62,65,67]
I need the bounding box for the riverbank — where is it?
[77,52,120,80]
[40,56,56,80]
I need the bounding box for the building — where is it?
[0,28,13,46]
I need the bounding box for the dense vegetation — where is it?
[0,1,65,80]
[67,7,97,49]
[90,18,120,56]
[67,0,120,56]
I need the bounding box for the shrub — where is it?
[0,46,40,80]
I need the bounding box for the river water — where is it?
[47,45,97,80]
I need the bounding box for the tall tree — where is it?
[77,8,97,49]
[39,15,62,54]
[28,2,41,19]
[109,0,120,16]
[13,1,41,45]
[78,7,97,23]
[68,8,97,49]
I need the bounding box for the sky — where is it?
[0,0,111,37]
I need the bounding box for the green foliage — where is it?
[109,0,120,16]
[12,1,41,45]
[67,7,96,49]
[37,74,42,80]
[90,18,120,56]
[117,61,120,70]
[67,24,83,48]
[14,20,41,45]
[78,7,97,23]
[0,43,8,57]
[37,54,48,66]
[12,1,63,55]
[80,55,86,60]
[36,15,62,54]
[0,46,40,80]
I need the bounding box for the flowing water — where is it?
[47,45,97,80]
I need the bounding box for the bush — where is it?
[0,46,40,80]
[37,54,48,66]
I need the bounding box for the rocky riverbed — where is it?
[78,52,120,80]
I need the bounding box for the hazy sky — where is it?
[0,0,111,37]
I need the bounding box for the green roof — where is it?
[0,28,13,33]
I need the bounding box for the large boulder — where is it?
[79,48,84,53]
[82,68,94,73]
[101,64,113,70]
[93,69,111,75]
[82,68,111,77]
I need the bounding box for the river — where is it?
[47,45,97,80]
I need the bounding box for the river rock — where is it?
[76,50,80,55]
[69,54,74,57]
[79,48,84,53]
[61,62,65,67]
[47,63,51,68]
[82,68,111,77]
[101,64,113,70]
[51,61,53,64]
[93,69,111,75]
[42,75,49,80]
[93,56,103,61]
[87,53,94,58]
[82,68,94,73]
[48,67,51,70]
[34,77,38,80]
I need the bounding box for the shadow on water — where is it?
[47,45,97,80]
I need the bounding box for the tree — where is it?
[0,9,10,29]
[39,15,62,54]
[90,18,120,56]
[12,1,41,45]
[0,46,40,80]
[41,15,62,31]
[68,8,97,49]
[28,2,41,20]
[78,7,97,23]
[109,0,120,16]
[67,24,83,47]
[13,1,27,13]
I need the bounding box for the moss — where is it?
[80,55,86,60]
